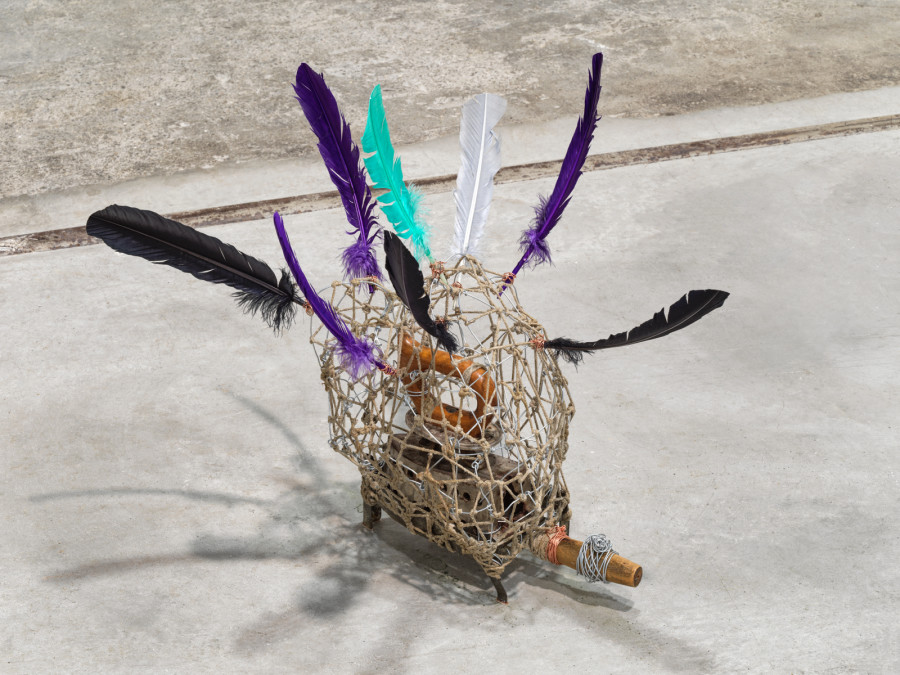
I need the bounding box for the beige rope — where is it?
[311,257,576,577]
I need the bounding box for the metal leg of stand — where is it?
[363,502,382,530]
[490,575,508,604]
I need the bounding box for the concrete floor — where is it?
[2,2,900,673]
[3,90,900,671]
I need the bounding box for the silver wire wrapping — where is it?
[575,534,616,583]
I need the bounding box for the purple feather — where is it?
[273,212,381,379]
[293,64,382,286]
[510,53,603,277]
[341,236,381,281]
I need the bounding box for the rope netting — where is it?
[310,257,575,578]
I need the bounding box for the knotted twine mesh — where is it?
[310,257,575,578]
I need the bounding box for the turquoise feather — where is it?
[361,85,432,262]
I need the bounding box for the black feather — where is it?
[86,204,305,332]
[383,231,458,353]
[546,289,729,365]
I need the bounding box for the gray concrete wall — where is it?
[2,0,899,197]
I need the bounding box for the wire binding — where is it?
[546,525,568,565]
[575,534,616,583]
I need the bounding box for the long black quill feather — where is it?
[546,289,729,365]
[86,204,306,332]
[383,231,458,353]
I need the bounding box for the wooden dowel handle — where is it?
[398,332,497,436]
[555,537,643,587]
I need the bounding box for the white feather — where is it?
[451,93,507,259]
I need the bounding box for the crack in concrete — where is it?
[2,113,897,258]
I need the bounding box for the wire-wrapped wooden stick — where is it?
[531,527,642,587]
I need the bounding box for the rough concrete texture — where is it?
[3,86,899,240]
[2,93,899,670]
[2,0,900,198]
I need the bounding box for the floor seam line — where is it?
[2,113,897,258]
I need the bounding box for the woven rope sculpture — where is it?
[312,258,573,578]
[87,52,729,602]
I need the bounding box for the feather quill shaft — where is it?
[361,85,432,262]
[383,231,458,353]
[500,53,603,295]
[293,64,381,284]
[546,289,729,365]
[452,93,506,260]
[273,212,380,378]
[86,204,304,332]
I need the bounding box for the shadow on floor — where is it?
[31,392,717,670]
